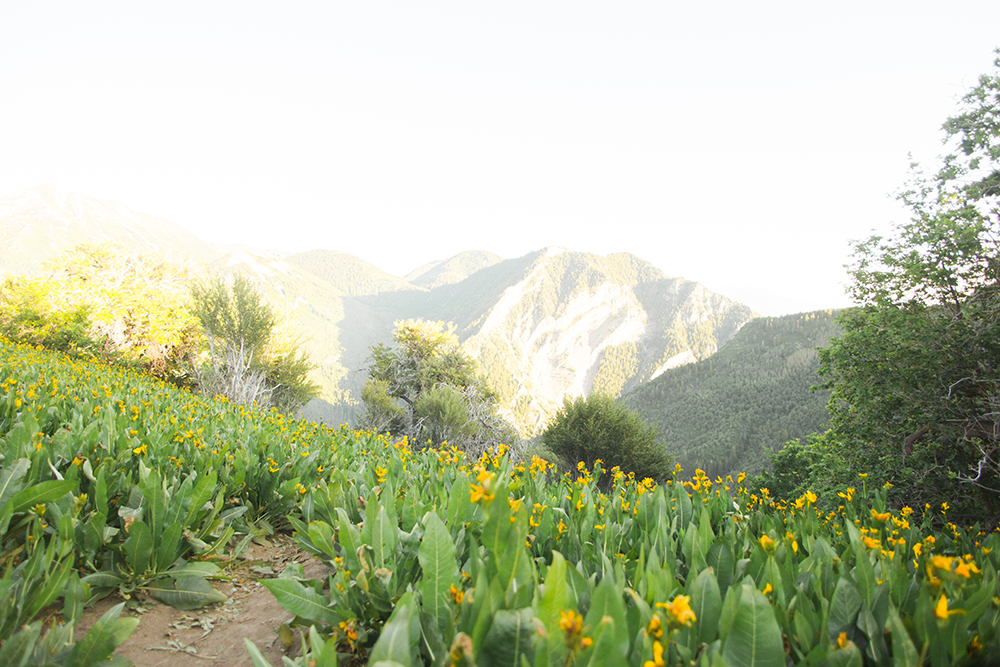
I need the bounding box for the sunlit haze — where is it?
[3,2,1000,315]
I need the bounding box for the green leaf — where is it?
[244,637,277,667]
[81,572,126,590]
[689,566,723,644]
[63,572,88,624]
[0,458,30,510]
[480,607,536,667]
[67,602,139,667]
[537,551,569,639]
[0,621,42,667]
[885,607,919,667]
[259,577,340,625]
[823,641,864,667]
[370,590,421,667]
[123,520,153,575]
[720,584,784,667]
[827,577,862,638]
[371,504,399,571]
[583,575,628,665]
[418,510,459,638]
[9,479,75,514]
[148,576,228,610]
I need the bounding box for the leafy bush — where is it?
[190,274,319,415]
[359,320,520,457]
[0,243,200,382]
[542,392,672,487]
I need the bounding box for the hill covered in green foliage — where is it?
[621,310,841,479]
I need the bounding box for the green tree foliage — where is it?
[0,243,200,380]
[358,319,520,458]
[542,393,671,487]
[815,51,1000,524]
[190,274,319,415]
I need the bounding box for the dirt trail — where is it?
[76,534,331,667]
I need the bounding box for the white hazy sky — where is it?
[2,2,999,316]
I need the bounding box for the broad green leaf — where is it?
[148,576,228,610]
[306,624,340,667]
[689,567,723,644]
[418,511,459,638]
[307,520,339,559]
[480,607,536,667]
[141,468,166,539]
[582,613,627,667]
[260,578,340,625]
[63,572,88,624]
[583,576,628,664]
[27,554,73,619]
[370,590,421,667]
[707,540,735,597]
[721,584,784,667]
[183,470,217,528]
[67,602,139,667]
[81,572,126,589]
[9,479,75,514]
[885,607,919,667]
[823,642,864,667]
[155,521,183,572]
[537,551,569,638]
[371,504,398,570]
[123,520,153,575]
[0,458,30,509]
[827,577,862,638]
[335,507,362,574]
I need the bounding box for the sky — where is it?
[2,2,999,316]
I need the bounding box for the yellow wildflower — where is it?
[657,595,697,627]
[935,593,966,619]
[644,641,665,667]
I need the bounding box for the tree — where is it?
[817,51,1000,524]
[190,274,319,414]
[0,243,201,380]
[541,393,672,488]
[358,319,520,458]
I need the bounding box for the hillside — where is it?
[285,249,422,297]
[621,310,841,479]
[405,250,503,289]
[1,186,762,433]
[0,184,220,275]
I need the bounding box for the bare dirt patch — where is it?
[76,534,331,667]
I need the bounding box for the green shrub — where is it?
[542,392,672,488]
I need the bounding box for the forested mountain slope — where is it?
[405,250,502,289]
[621,310,841,479]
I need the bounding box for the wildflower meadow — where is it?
[1,336,999,666]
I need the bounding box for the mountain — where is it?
[285,249,421,297]
[0,184,220,275]
[406,250,503,290]
[0,186,764,435]
[454,248,757,433]
[621,310,841,480]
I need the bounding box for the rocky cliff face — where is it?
[463,247,756,434]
